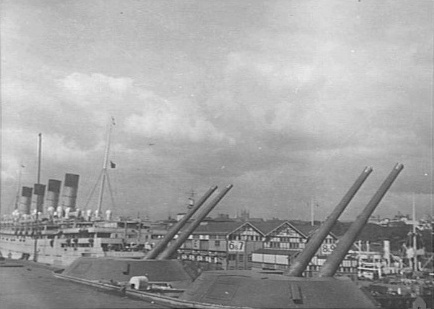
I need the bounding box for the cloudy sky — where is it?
[1,0,432,221]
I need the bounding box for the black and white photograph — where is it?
[1,1,432,308]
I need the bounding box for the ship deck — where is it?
[0,259,167,309]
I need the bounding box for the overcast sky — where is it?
[1,0,432,221]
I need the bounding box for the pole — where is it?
[34,133,42,262]
[310,198,314,226]
[14,166,24,210]
[37,133,42,184]
[124,218,128,249]
[412,193,417,271]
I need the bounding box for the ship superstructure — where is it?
[0,172,152,266]
[0,122,154,266]
[0,217,151,266]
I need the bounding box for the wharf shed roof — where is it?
[253,220,322,238]
[189,220,309,237]
[184,220,338,239]
[289,221,338,240]
[189,221,246,235]
[289,221,321,237]
[249,220,288,235]
[252,220,297,235]
[190,221,285,236]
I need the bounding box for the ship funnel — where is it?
[45,179,61,213]
[61,174,79,211]
[319,163,404,277]
[19,187,33,215]
[287,167,373,277]
[33,183,46,214]
[157,185,233,260]
[146,186,218,259]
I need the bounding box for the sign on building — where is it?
[192,239,200,249]
[320,243,336,255]
[228,240,245,252]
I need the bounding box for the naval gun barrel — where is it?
[146,186,218,259]
[319,163,404,277]
[287,166,373,277]
[157,184,233,260]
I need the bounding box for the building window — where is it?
[215,240,220,247]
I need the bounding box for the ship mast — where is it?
[34,133,42,262]
[37,133,42,184]
[14,165,24,210]
[96,118,115,216]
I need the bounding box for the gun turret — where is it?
[319,163,403,277]
[157,185,233,260]
[287,166,373,276]
[145,186,218,259]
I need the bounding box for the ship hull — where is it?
[0,235,146,267]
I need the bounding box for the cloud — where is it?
[57,72,234,144]
[1,0,431,220]
[42,134,89,162]
[1,128,88,181]
[124,95,231,144]
[210,0,432,157]
[61,73,134,102]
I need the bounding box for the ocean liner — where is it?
[0,122,151,266]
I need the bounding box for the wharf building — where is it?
[177,219,358,277]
